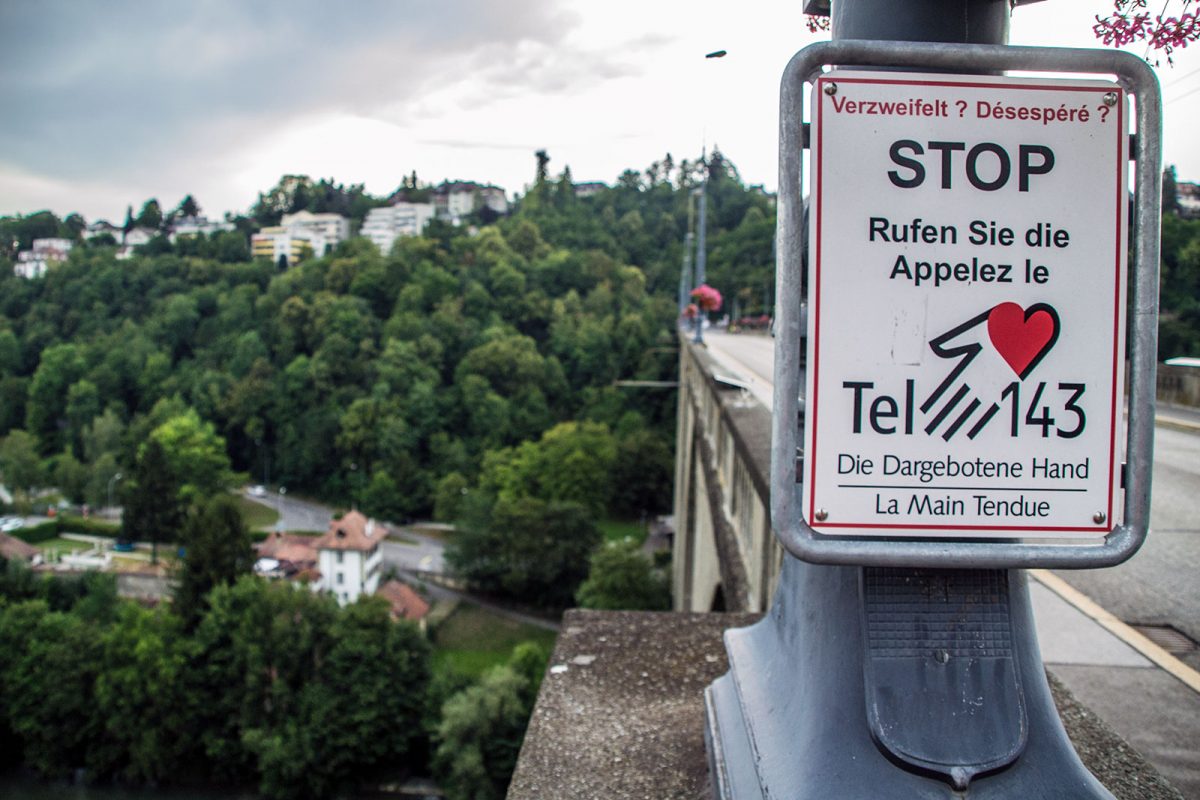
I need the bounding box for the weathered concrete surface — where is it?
[115,570,173,601]
[508,610,755,799]
[509,610,1184,800]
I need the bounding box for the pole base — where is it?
[705,557,1115,799]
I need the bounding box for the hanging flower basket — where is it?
[690,284,723,312]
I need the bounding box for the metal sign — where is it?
[804,70,1127,539]
[770,41,1161,568]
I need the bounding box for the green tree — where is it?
[134,198,164,230]
[187,577,335,784]
[173,494,253,626]
[0,601,103,777]
[433,665,531,800]
[174,194,201,219]
[434,471,469,522]
[121,438,183,562]
[0,430,43,501]
[449,495,600,607]
[480,421,618,515]
[1163,165,1181,216]
[90,604,192,783]
[25,343,84,453]
[52,450,89,504]
[576,538,671,610]
[246,598,431,800]
[149,408,236,501]
[609,428,673,517]
[65,378,101,457]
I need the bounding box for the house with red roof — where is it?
[376,580,431,631]
[0,531,41,565]
[312,510,385,605]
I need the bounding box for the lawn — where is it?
[598,517,648,545]
[36,537,91,557]
[431,602,558,678]
[235,495,280,530]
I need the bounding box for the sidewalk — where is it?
[1030,571,1200,798]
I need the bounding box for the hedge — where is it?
[11,516,120,544]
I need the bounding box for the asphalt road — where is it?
[381,533,446,574]
[243,488,334,533]
[704,329,1200,660]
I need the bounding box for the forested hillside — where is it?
[0,150,775,528]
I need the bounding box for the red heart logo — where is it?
[987,302,1059,379]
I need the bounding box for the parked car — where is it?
[250,485,267,497]
[0,516,23,532]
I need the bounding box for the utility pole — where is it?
[693,180,708,344]
[678,196,695,317]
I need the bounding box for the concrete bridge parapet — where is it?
[672,332,782,614]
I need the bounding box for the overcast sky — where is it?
[1,0,1197,222]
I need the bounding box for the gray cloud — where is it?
[0,0,617,191]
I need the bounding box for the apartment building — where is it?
[13,237,72,278]
[361,202,435,254]
[279,210,350,248]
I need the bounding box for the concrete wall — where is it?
[1158,363,1200,407]
[672,335,782,613]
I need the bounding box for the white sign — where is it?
[804,70,1127,538]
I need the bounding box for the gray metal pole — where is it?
[678,231,693,318]
[704,1,1120,797]
[693,185,708,344]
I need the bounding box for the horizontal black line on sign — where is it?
[835,484,1088,493]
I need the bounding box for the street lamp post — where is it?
[107,472,123,517]
[277,486,286,532]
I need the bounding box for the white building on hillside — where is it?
[123,227,157,247]
[14,237,73,278]
[83,220,123,240]
[251,226,327,267]
[170,216,235,241]
[573,181,607,198]
[280,210,350,249]
[433,181,508,222]
[1179,182,1200,219]
[312,510,385,605]
[361,202,435,254]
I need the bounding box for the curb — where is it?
[1031,569,1200,695]
[1154,415,1200,435]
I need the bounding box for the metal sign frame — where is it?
[772,40,1161,569]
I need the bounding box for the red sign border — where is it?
[806,73,1127,535]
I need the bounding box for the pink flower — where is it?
[1094,0,1198,61]
[690,284,723,312]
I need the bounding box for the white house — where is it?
[573,181,607,198]
[123,227,157,247]
[14,238,72,278]
[312,510,385,605]
[83,220,123,240]
[280,210,350,249]
[361,202,435,254]
[169,216,235,241]
[433,181,508,222]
